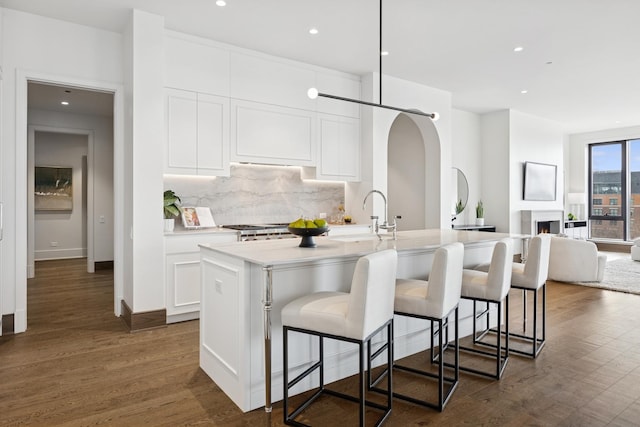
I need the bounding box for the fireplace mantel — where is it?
[521,210,564,236]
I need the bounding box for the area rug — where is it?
[571,258,640,294]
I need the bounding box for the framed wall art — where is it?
[34,166,73,211]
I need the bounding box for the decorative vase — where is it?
[476,218,485,226]
[164,218,175,232]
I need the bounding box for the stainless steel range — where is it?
[223,223,295,242]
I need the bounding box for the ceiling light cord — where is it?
[307,0,438,120]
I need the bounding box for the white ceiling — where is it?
[5,0,640,134]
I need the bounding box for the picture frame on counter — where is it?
[182,207,216,229]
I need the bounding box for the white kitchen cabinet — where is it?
[229,51,315,111]
[165,231,237,323]
[230,99,315,166]
[165,89,229,176]
[314,113,360,181]
[164,32,230,96]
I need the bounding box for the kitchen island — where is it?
[199,229,524,412]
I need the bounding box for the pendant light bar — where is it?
[308,90,438,120]
[307,0,439,121]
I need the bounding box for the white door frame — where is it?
[27,126,95,277]
[15,69,124,333]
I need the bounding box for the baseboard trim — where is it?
[2,314,15,335]
[95,261,114,270]
[120,300,166,332]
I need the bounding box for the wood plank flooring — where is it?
[2,257,640,426]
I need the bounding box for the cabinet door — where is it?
[230,99,315,166]
[197,93,229,176]
[166,252,201,319]
[166,89,198,174]
[317,114,360,181]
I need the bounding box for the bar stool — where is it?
[479,235,550,358]
[282,249,398,427]
[391,242,464,411]
[458,238,513,380]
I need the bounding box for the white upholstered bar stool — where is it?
[475,235,550,358]
[391,242,464,411]
[282,249,398,427]
[458,238,513,380]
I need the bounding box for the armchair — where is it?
[547,236,607,282]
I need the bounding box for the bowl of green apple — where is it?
[288,218,329,248]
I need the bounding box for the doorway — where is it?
[387,113,442,230]
[12,73,123,333]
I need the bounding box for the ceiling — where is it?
[5,0,640,134]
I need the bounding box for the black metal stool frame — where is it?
[502,284,546,358]
[283,320,393,427]
[444,295,510,380]
[370,306,460,411]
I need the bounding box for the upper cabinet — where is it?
[163,31,362,179]
[315,113,360,181]
[164,33,230,96]
[230,99,315,166]
[165,88,230,176]
[229,52,315,111]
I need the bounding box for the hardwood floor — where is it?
[2,257,640,426]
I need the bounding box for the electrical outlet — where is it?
[50,241,58,247]
[99,215,105,223]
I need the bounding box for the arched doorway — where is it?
[387,113,441,230]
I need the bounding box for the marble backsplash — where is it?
[164,164,345,226]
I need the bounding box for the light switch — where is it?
[99,215,105,223]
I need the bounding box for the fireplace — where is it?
[521,210,564,236]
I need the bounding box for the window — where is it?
[589,139,640,241]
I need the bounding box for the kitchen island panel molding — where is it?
[200,254,250,410]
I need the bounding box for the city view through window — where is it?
[590,139,640,241]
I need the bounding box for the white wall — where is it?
[1,7,123,329]
[451,109,482,225]
[480,110,511,232]
[29,109,114,262]
[509,110,565,234]
[479,109,564,235]
[34,132,87,260]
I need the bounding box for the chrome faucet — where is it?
[362,190,401,240]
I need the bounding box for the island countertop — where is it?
[198,228,523,267]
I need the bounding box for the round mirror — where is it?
[451,167,469,217]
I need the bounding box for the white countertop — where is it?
[165,226,238,237]
[199,228,526,267]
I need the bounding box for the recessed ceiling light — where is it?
[216,0,226,6]
[61,101,69,105]
[380,51,389,56]
[521,90,528,94]
[309,28,318,35]
[514,46,524,52]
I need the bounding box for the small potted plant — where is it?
[163,189,182,232]
[475,200,484,226]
